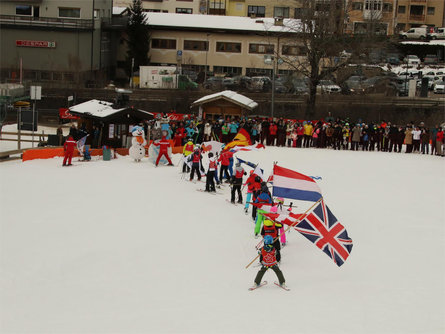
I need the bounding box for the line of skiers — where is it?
[181,140,288,289]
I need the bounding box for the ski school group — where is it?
[172,128,354,291]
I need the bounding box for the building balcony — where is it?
[409,0,427,3]
[409,14,425,22]
[0,14,93,30]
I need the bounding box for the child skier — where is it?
[254,182,272,237]
[261,217,283,263]
[253,235,286,289]
[189,147,202,181]
[205,152,217,192]
[230,161,246,203]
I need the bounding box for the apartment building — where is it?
[396,0,444,32]
[117,12,302,77]
[113,0,305,17]
[0,0,113,85]
[347,0,444,35]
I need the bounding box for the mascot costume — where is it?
[129,126,146,162]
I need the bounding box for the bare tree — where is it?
[270,0,354,116]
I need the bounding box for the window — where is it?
[151,39,176,49]
[398,5,405,14]
[282,45,304,56]
[351,2,363,11]
[365,0,382,11]
[427,7,435,15]
[274,7,290,18]
[40,71,51,80]
[383,3,393,12]
[59,8,81,18]
[294,7,310,18]
[16,5,32,16]
[184,40,208,51]
[94,9,99,18]
[176,8,192,14]
[248,5,265,17]
[216,42,241,53]
[213,66,242,75]
[249,44,274,54]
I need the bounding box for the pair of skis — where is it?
[248,281,290,291]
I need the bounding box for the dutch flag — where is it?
[272,165,322,202]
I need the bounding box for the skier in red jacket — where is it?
[63,135,76,166]
[153,136,173,166]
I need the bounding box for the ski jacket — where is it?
[255,192,272,204]
[260,247,277,267]
[269,124,277,135]
[304,124,313,136]
[64,136,76,152]
[222,125,229,135]
[437,130,444,142]
[234,166,245,179]
[261,219,283,238]
[218,151,231,166]
[208,157,217,172]
[245,174,257,192]
[192,151,201,163]
[153,137,170,152]
[183,142,194,156]
[229,123,239,133]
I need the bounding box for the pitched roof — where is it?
[191,90,258,110]
[143,12,301,34]
[69,99,153,123]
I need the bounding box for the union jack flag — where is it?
[295,199,353,267]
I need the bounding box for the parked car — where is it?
[423,54,439,65]
[291,78,310,95]
[317,80,341,94]
[362,76,398,95]
[203,76,224,90]
[222,77,237,90]
[386,53,401,65]
[417,75,443,90]
[250,76,272,92]
[231,75,252,90]
[394,76,410,96]
[433,79,445,94]
[274,80,289,93]
[427,27,445,40]
[403,55,421,65]
[341,75,366,94]
[399,27,427,40]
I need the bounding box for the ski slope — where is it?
[1,147,444,333]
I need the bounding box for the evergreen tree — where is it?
[126,0,150,75]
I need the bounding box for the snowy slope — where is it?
[0,148,444,333]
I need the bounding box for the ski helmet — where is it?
[264,235,273,245]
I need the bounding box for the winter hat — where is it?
[270,205,278,213]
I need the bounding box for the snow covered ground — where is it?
[0,147,444,333]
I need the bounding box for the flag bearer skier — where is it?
[254,182,273,237]
[230,161,246,203]
[182,139,194,173]
[205,152,217,192]
[243,170,256,214]
[273,198,287,246]
[189,146,202,182]
[260,215,283,263]
[252,235,287,289]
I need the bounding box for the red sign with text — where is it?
[59,108,79,120]
[16,40,56,48]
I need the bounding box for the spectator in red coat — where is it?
[63,136,76,166]
[268,122,278,146]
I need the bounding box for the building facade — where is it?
[116,13,302,78]
[347,0,445,35]
[0,0,113,86]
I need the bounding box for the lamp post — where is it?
[265,55,275,119]
[205,34,210,83]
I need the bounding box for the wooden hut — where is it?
[191,90,258,119]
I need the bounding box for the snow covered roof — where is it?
[144,12,301,34]
[69,99,153,122]
[113,7,128,16]
[400,40,445,46]
[191,91,258,110]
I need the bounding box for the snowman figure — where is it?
[129,126,146,162]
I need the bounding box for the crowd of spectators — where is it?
[147,115,444,157]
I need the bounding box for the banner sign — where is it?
[16,40,56,48]
[59,108,79,120]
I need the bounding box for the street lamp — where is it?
[264,55,275,119]
[205,33,210,83]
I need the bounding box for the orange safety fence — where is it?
[22,147,130,162]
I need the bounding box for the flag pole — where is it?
[245,197,323,269]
